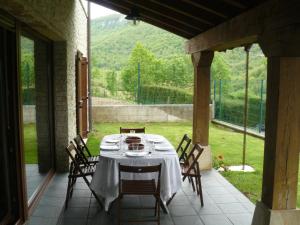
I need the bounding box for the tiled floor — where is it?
[59,169,255,225]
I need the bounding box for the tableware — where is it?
[100,145,120,151]
[125,136,141,144]
[105,139,120,143]
[154,145,173,151]
[125,151,148,157]
[128,143,144,150]
[147,137,163,143]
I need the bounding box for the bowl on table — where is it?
[125,136,141,144]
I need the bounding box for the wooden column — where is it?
[251,31,300,225]
[192,51,214,145]
[261,56,300,210]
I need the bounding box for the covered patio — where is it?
[0,0,299,225]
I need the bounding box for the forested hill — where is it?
[91,14,266,80]
[91,14,186,70]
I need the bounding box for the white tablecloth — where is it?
[90,134,182,211]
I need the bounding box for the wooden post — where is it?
[251,32,300,225]
[192,51,214,145]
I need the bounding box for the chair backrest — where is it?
[74,134,92,157]
[65,142,85,174]
[182,144,204,179]
[118,164,161,193]
[65,142,93,185]
[176,134,192,161]
[120,127,145,133]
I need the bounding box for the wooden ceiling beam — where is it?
[149,0,216,26]
[220,0,247,9]
[181,0,228,19]
[186,0,299,53]
[92,0,194,38]
[119,0,209,31]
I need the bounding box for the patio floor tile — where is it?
[173,215,204,225]
[200,214,233,225]
[52,169,256,225]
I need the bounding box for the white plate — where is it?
[100,145,119,151]
[155,145,173,151]
[147,138,163,143]
[125,151,147,157]
[105,139,119,143]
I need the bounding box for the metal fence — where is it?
[212,79,266,133]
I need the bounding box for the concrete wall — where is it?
[0,0,88,171]
[92,104,214,123]
[93,104,193,122]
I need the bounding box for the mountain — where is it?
[90,14,266,81]
[91,14,186,70]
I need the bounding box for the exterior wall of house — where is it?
[0,0,88,171]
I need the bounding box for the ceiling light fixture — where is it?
[125,8,141,25]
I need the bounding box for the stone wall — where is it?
[0,0,88,171]
[93,104,193,122]
[92,104,214,123]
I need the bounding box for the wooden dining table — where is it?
[90,133,182,212]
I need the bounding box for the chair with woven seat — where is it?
[181,144,204,206]
[120,127,145,133]
[176,134,192,162]
[118,164,161,225]
[65,142,103,209]
[74,134,99,165]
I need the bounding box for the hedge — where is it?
[138,85,193,104]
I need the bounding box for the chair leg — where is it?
[90,189,103,209]
[65,177,72,209]
[198,176,204,207]
[195,176,200,195]
[118,196,121,225]
[157,196,160,225]
[166,193,176,206]
[154,197,158,216]
[190,176,196,192]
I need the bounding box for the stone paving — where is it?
[59,169,255,225]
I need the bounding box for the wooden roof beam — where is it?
[92,0,194,38]
[186,0,300,53]
[181,0,229,19]
[220,0,247,9]
[149,0,216,26]
[119,0,207,32]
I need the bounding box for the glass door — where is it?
[0,23,21,225]
[20,33,54,204]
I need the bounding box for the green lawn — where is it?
[24,123,38,164]
[23,122,300,206]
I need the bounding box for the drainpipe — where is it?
[87,1,92,132]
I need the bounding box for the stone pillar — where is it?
[192,51,214,170]
[53,42,69,172]
[251,28,300,225]
[35,39,51,173]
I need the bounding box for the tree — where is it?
[106,70,117,96]
[121,42,164,93]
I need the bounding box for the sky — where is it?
[90,2,120,19]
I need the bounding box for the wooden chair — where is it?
[65,142,103,209]
[118,164,161,225]
[120,127,145,133]
[181,144,204,206]
[74,134,99,165]
[176,134,192,162]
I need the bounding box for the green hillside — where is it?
[90,14,266,81]
[91,14,186,70]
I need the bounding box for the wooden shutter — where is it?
[76,51,89,138]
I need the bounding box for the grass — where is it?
[23,122,300,207]
[24,123,38,164]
